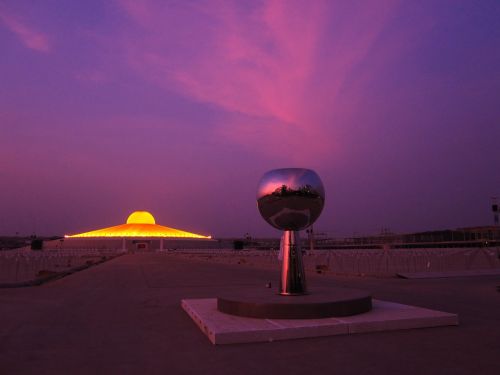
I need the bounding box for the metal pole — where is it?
[279,230,307,295]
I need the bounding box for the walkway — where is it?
[1,253,499,374]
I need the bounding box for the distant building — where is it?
[46,211,214,251]
[315,226,500,250]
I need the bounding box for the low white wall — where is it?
[166,247,500,276]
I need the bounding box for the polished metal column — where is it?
[280,230,307,295]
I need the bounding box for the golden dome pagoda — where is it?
[65,211,211,239]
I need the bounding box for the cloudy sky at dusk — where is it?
[1,0,499,238]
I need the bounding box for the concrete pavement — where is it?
[1,253,499,374]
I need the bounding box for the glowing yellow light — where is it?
[126,211,156,224]
[66,211,211,239]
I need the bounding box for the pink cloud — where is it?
[112,0,398,161]
[0,10,50,52]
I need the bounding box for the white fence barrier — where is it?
[161,247,500,276]
[0,248,125,283]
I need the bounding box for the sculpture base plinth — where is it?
[182,298,458,345]
[217,286,372,319]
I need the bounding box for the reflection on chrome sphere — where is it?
[257,168,325,230]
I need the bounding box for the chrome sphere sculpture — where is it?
[257,168,325,295]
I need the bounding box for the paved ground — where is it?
[1,253,499,375]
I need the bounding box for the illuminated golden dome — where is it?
[126,211,156,224]
[65,211,211,239]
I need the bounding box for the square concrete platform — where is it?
[181,298,458,345]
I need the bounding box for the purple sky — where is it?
[1,0,499,238]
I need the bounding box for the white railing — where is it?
[0,248,125,284]
[155,247,500,275]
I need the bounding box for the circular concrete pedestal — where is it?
[217,286,372,319]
